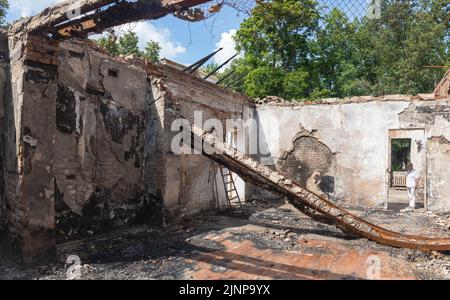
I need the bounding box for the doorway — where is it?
[390,138,411,188]
[387,129,427,210]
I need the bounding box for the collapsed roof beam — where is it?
[216,69,235,85]
[53,0,168,38]
[184,48,223,74]
[204,53,238,80]
[12,0,211,38]
[10,0,114,36]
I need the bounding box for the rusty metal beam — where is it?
[190,124,450,251]
[11,0,211,38]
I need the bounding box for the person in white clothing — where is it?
[405,162,419,210]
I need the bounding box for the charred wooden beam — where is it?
[10,0,115,36]
[11,0,211,38]
[190,123,450,251]
[53,1,167,38]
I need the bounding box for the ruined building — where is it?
[0,0,450,264]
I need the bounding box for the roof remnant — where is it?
[11,0,212,39]
[434,68,450,100]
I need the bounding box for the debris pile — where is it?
[2,200,450,279]
[255,96,289,105]
[191,122,450,251]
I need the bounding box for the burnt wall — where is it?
[1,33,254,262]
[53,41,154,242]
[427,136,450,210]
[398,100,450,211]
[0,29,10,236]
[256,96,450,211]
[0,35,164,263]
[0,33,58,264]
[148,65,255,222]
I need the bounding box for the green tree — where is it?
[235,0,320,70]
[283,69,309,99]
[97,32,119,56]
[352,0,449,95]
[95,31,162,63]
[118,30,142,57]
[233,0,321,100]
[201,62,219,76]
[399,0,449,93]
[143,40,161,63]
[311,9,359,97]
[216,58,250,93]
[0,0,9,27]
[244,66,286,98]
[227,0,448,100]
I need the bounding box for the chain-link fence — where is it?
[182,0,380,21]
[181,0,447,22]
[319,0,372,19]
[177,0,449,97]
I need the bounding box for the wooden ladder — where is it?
[218,165,243,209]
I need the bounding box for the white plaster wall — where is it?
[427,138,450,211]
[256,100,412,207]
[426,100,450,211]
[428,114,450,141]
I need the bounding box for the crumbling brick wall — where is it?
[0,32,58,264]
[278,134,336,199]
[0,29,11,235]
[53,40,154,242]
[148,64,255,222]
[0,33,158,263]
[0,32,255,263]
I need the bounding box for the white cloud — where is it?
[111,22,185,60]
[214,29,239,69]
[10,0,63,18]
[132,22,186,60]
[9,0,186,61]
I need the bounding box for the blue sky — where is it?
[6,1,248,66]
[151,7,247,65]
[6,1,371,65]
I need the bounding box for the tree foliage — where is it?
[225,0,449,101]
[118,31,141,56]
[143,41,162,63]
[0,0,9,27]
[95,30,162,63]
[235,0,319,70]
[97,32,120,56]
[201,62,220,76]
